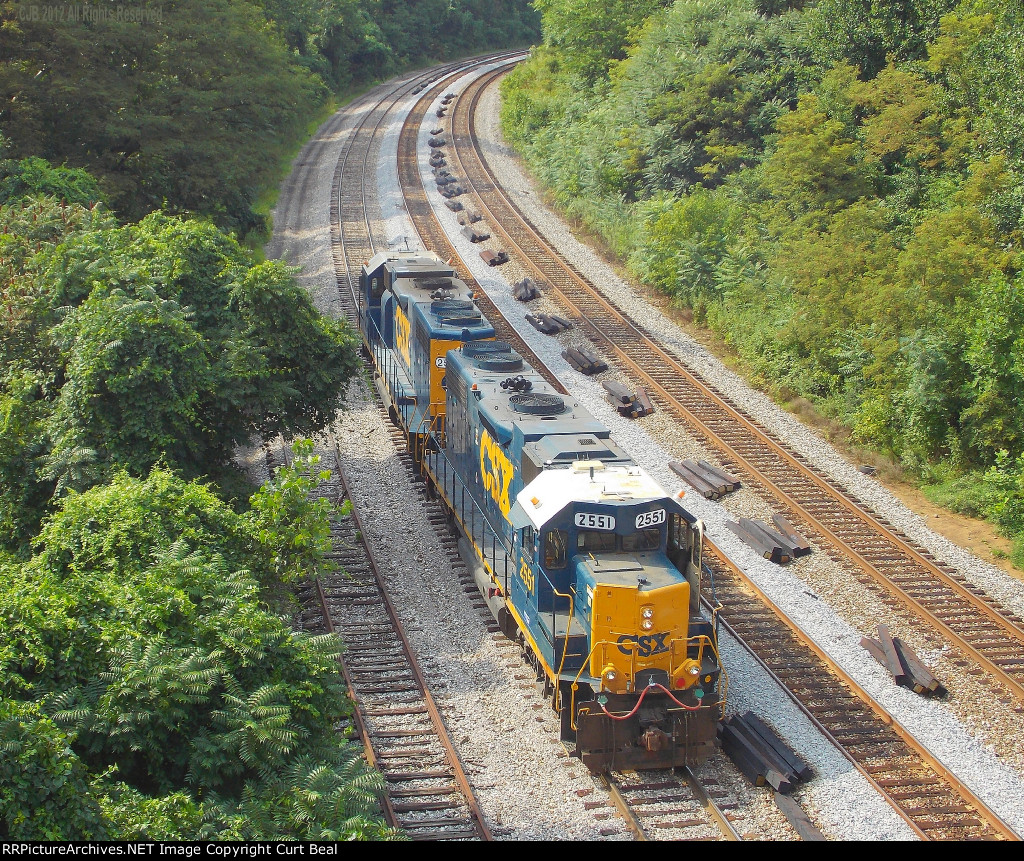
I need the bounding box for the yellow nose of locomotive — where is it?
[589,581,690,692]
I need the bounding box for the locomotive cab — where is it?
[508,461,723,771]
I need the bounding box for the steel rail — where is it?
[312,577,401,830]
[679,766,744,840]
[601,769,743,841]
[329,438,492,840]
[704,542,1018,840]
[449,65,1024,705]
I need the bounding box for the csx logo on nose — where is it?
[617,632,669,657]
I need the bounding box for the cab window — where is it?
[577,530,616,553]
[521,526,535,560]
[543,529,568,569]
[623,528,661,552]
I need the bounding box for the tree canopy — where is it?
[0,0,540,236]
[501,0,1024,565]
[1,461,397,840]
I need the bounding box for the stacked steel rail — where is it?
[706,547,1012,839]
[448,67,1024,707]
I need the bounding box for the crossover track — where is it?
[446,67,1024,706]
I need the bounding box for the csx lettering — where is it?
[479,429,514,517]
[395,307,412,368]
[617,632,669,657]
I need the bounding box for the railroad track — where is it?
[276,437,491,841]
[392,58,568,396]
[604,768,743,841]
[329,54,519,319]
[445,66,1024,707]
[276,57,523,840]
[705,547,1016,839]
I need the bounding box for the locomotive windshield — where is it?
[576,528,662,554]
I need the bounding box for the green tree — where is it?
[248,439,341,585]
[0,157,103,207]
[0,698,108,839]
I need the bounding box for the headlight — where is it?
[689,664,700,676]
[604,669,617,681]
[640,619,653,630]
[641,607,654,619]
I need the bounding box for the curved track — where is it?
[310,58,1020,840]
[436,64,1018,840]
[279,438,490,840]
[445,67,1024,709]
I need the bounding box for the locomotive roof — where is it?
[391,277,494,339]
[363,250,454,280]
[509,461,686,530]
[447,347,607,441]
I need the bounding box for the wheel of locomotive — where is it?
[539,672,553,699]
[407,432,423,469]
[529,647,543,681]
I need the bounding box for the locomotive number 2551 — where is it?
[635,508,666,529]
[574,512,615,530]
[518,557,535,593]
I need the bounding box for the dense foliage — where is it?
[1,455,397,839]
[1,0,540,235]
[0,164,379,835]
[0,193,360,551]
[502,0,1024,565]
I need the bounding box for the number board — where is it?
[575,512,616,531]
[635,509,666,529]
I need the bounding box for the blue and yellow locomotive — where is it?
[359,250,724,771]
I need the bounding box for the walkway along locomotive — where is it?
[358,250,725,771]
